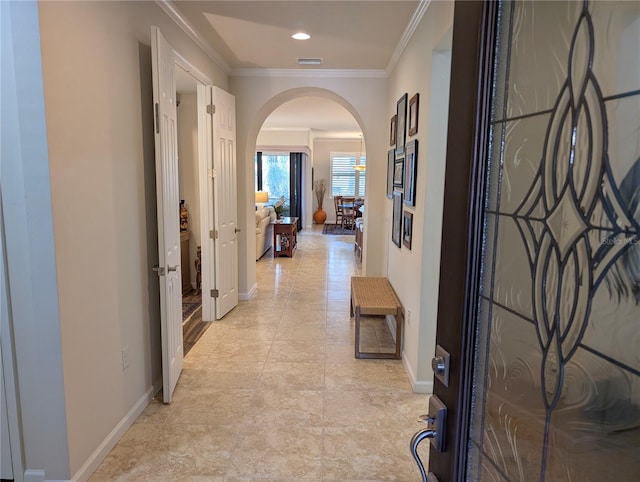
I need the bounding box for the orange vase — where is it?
[313,208,327,224]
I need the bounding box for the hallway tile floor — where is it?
[90,227,429,481]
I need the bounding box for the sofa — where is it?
[256,206,276,259]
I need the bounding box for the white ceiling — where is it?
[172,0,421,70]
[169,0,424,135]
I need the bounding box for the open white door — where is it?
[212,87,238,319]
[151,26,183,403]
[197,84,215,322]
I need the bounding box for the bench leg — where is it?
[395,308,403,360]
[354,306,361,358]
[355,311,403,360]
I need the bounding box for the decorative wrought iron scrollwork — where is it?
[511,0,640,474]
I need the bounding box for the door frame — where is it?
[1,197,25,481]
[174,53,218,322]
[428,1,497,480]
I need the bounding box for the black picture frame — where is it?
[386,149,395,198]
[403,139,418,206]
[395,93,408,159]
[393,158,404,188]
[403,210,413,249]
[390,115,397,146]
[408,93,419,136]
[392,191,402,248]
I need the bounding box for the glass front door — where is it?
[467,1,640,480]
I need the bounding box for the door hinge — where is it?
[210,230,218,239]
[154,103,159,134]
[208,168,217,178]
[210,289,219,298]
[206,104,215,115]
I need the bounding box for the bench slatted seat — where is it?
[350,276,403,359]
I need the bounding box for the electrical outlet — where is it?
[407,308,412,326]
[122,346,129,370]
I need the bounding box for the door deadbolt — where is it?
[432,345,451,387]
[432,356,446,375]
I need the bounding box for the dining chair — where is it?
[334,196,343,226]
[341,197,356,229]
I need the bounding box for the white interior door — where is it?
[151,26,183,403]
[212,87,238,319]
[197,84,215,322]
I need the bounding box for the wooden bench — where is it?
[350,276,403,359]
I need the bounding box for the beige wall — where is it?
[257,129,311,148]
[386,0,454,391]
[177,93,201,287]
[38,0,227,476]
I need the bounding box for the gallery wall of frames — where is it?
[388,92,420,250]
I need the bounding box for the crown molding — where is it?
[257,145,312,157]
[155,0,231,74]
[313,135,363,141]
[385,0,432,75]
[261,127,311,132]
[231,68,388,79]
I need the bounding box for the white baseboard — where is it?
[402,356,434,394]
[24,470,45,482]
[239,282,257,301]
[70,378,162,482]
[386,315,433,394]
[24,468,68,482]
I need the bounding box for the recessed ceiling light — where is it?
[291,32,311,40]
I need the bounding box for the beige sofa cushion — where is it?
[255,206,276,234]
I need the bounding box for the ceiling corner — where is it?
[385,0,432,75]
[155,0,232,74]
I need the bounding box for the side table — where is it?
[272,217,298,257]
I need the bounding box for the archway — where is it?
[234,82,389,299]
[241,89,369,292]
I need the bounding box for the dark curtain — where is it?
[290,152,304,231]
[256,152,263,191]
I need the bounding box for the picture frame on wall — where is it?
[393,158,404,188]
[386,149,395,198]
[408,93,419,136]
[395,93,408,159]
[403,210,413,249]
[392,191,403,248]
[403,139,418,206]
[389,115,397,146]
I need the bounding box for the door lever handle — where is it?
[411,428,436,482]
[410,396,447,481]
[235,228,242,233]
